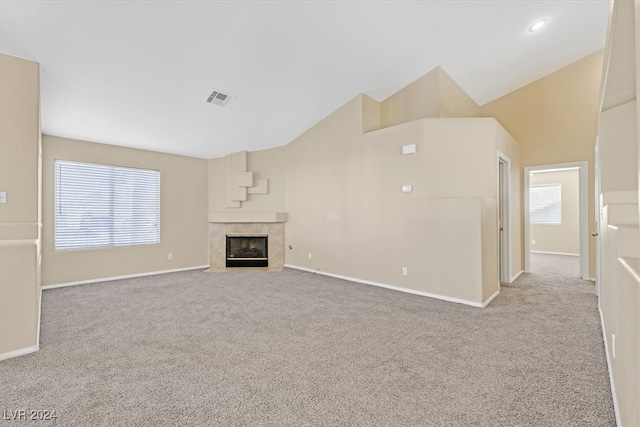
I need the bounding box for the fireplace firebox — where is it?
[226,235,268,267]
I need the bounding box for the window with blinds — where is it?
[530,184,561,224]
[55,160,160,250]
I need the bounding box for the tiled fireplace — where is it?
[206,212,286,272]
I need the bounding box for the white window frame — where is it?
[54,160,160,251]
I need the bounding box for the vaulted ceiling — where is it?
[0,1,609,158]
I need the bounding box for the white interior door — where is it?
[498,153,510,283]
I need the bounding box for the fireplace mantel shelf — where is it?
[208,212,287,224]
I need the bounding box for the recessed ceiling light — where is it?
[529,19,547,32]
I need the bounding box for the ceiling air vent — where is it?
[206,90,234,107]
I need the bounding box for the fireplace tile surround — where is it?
[206,213,286,272]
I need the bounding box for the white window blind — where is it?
[55,160,160,250]
[530,184,561,224]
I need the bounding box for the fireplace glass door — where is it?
[226,235,268,267]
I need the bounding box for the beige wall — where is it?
[379,67,481,130]
[0,56,40,225]
[41,135,209,285]
[481,51,604,277]
[380,68,441,128]
[282,94,520,305]
[599,100,638,193]
[208,146,286,214]
[438,68,482,119]
[362,94,381,133]
[530,169,580,255]
[0,54,41,357]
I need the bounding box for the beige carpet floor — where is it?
[530,253,581,277]
[0,269,615,426]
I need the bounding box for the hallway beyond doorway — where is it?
[530,252,580,277]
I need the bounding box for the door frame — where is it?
[594,139,601,298]
[498,151,511,283]
[524,161,589,279]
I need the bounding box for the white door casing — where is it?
[524,162,589,279]
[498,151,511,283]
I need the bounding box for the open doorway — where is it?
[524,162,589,279]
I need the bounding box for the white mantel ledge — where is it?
[209,212,287,223]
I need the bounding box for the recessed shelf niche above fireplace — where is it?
[226,235,268,267]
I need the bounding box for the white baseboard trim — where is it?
[1,344,39,361]
[510,270,524,283]
[531,250,579,256]
[37,287,42,348]
[599,308,621,427]
[482,289,500,307]
[284,264,494,308]
[41,265,210,290]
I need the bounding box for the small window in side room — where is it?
[530,184,561,224]
[54,160,160,250]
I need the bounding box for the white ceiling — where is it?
[0,1,610,159]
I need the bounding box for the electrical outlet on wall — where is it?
[168,253,173,260]
[402,267,408,276]
[308,252,312,259]
[532,240,536,245]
